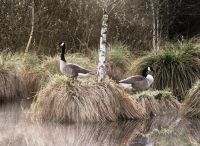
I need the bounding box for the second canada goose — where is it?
[58,42,91,79]
[118,67,154,91]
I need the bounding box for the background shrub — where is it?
[129,44,200,100]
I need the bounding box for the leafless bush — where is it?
[0,0,154,53]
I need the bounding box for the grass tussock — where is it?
[0,51,41,70]
[0,51,97,99]
[32,75,147,123]
[135,90,181,117]
[0,51,42,99]
[129,43,200,100]
[107,42,131,70]
[13,53,43,98]
[184,81,200,118]
[40,55,60,75]
[0,68,26,101]
[106,43,131,81]
[0,51,49,99]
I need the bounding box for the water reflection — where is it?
[0,102,199,146]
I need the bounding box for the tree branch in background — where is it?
[24,0,35,55]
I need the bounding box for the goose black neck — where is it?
[142,69,148,77]
[61,46,66,62]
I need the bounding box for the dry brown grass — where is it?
[40,55,60,75]
[186,119,200,144]
[0,52,43,99]
[106,65,126,81]
[0,52,97,100]
[15,66,42,98]
[31,75,147,123]
[10,53,44,99]
[183,81,200,118]
[0,67,26,101]
[135,90,181,117]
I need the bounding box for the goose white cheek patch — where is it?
[60,42,64,47]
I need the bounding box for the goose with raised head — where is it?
[58,42,91,79]
[118,67,154,91]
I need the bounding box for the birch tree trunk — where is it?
[24,0,34,55]
[97,10,108,82]
[150,0,161,51]
[156,7,160,51]
[150,0,156,51]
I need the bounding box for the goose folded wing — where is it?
[67,63,91,74]
[119,75,146,84]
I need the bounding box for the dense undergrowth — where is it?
[129,43,200,100]
[0,42,199,121]
[0,43,131,101]
[31,75,181,123]
[32,75,148,123]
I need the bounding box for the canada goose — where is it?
[118,67,154,91]
[58,42,91,79]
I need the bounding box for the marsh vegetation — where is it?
[1,0,200,145]
[0,41,199,145]
[0,43,199,145]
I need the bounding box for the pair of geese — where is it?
[58,42,154,91]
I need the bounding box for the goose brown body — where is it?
[59,42,91,79]
[119,67,154,91]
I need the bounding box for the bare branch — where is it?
[24,0,35,55]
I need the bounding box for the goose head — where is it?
[143,66,154,86]
[58,42,65,49]
[147,66,154,73]
[142,66,154,77]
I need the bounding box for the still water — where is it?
[0,101,199,146]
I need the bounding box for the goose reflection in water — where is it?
[0,102,200,146]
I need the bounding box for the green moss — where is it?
[45,74,74,87]
[136,90,175,100]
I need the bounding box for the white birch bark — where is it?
[150,0,156,51]
[24,0,34,55]
[97,10,108,82]
[156,7,160,51]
